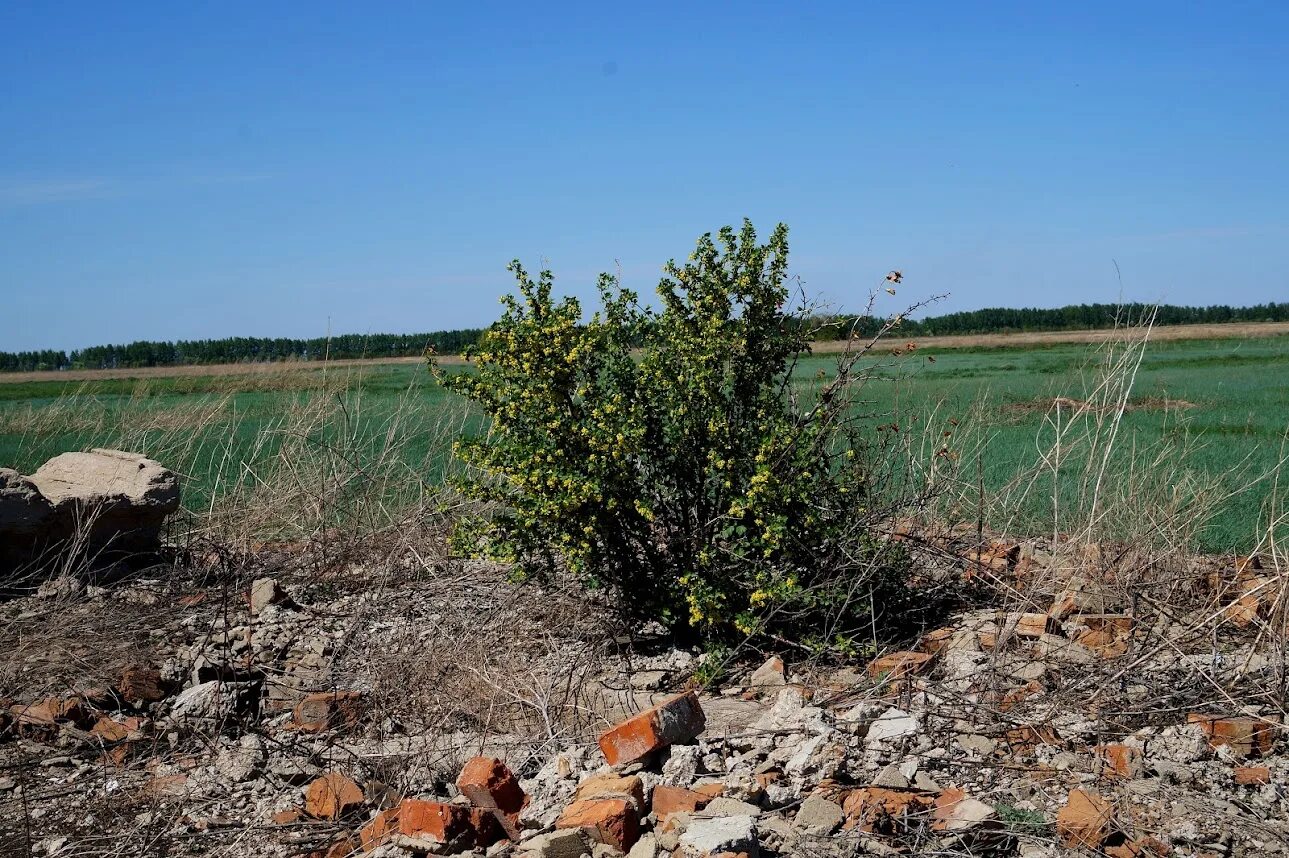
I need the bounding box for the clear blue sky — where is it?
[3,2,1287,352]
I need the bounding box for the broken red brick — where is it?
[9,696,89,735]
[1056,789,1114,849]
[1234,765,1271,785]
[866,650,934,682]
[397,799,473,846]
[693,782,726,800]
[841,788,934,835]
[359,806,400,852]
[1105,837,1171,858]
[320,835,360,858]
[304,773,365,820]
[651,784,711,820]
[90,716,137,765]
[456,756,524,840]
[118,665,165,704]
[271,808,303,825]
[1075,627,1130,658]
[1004,724,1063,752]
[1096,744,1143,779]
[998,680,1045,712]
[556,797,639,852]
[597,691,705,766]
[1188,714,1276,757]
[292,691,363,733]
[917,627,955,655]
[1013,613,1056,638]
[575,772,645,810]
[457,756,525,814]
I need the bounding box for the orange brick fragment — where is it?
[1235,766,1271,785]
[457,757,525,840]
[118,665,166,703]
[597,691,705,766]
[1188,714,1276,757]
[304,773,365,820]
[1096,744,1143,779]
[867,650,934,681]
[1004,724,1062,752]
[841,788,934,835]
[397,799,473,846]
[292,690,363,733]
[651,784,711,820]
[556,797,640,851]
[575,772,645,810]
[917,627,955,655]
[1056,789,1114,849]
[457,757,525,813]
[1013,613,1055,638]
[359,806,400,852]
[9,697,88,733]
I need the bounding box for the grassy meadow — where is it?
[0,333,1284,553]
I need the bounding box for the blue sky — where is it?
[2,2,1287,352]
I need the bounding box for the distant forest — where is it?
[2,302,1286,373]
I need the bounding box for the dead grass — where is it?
[1000,394,1200,418]
[809,320,1289,355]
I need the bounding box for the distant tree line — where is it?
[2,302,1285,373]
[810,302,1289,340]
[0,329,484,372]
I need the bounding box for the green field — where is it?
[1,334,1285,553]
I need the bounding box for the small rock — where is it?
[678,815,758,857]
[250,577,288,613]
[794,793,844,835]
[521,830,590,857]
[748,656,786,692]
[865,707,919,746]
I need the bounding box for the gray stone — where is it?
[3,450,180,577]
[955,733,997,756]
[937,796,996,832]
[0,468,56,573]
[794,793,844,835]
[171,681,256,722]
[871,763,910,788]
[865,707,919,746]
[678,815,758,857]
[700,796,761,817]
[748,656,786,692]
[250,578,286,614]
[520,830,591,858]
[31,449,180,548]
[215,735,263,783]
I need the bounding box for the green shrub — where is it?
[437,220,911,651]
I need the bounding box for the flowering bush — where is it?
[437,221,910,651]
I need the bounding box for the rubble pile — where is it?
[1,532,1287,857]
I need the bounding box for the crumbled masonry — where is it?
[1,521,1287,857]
